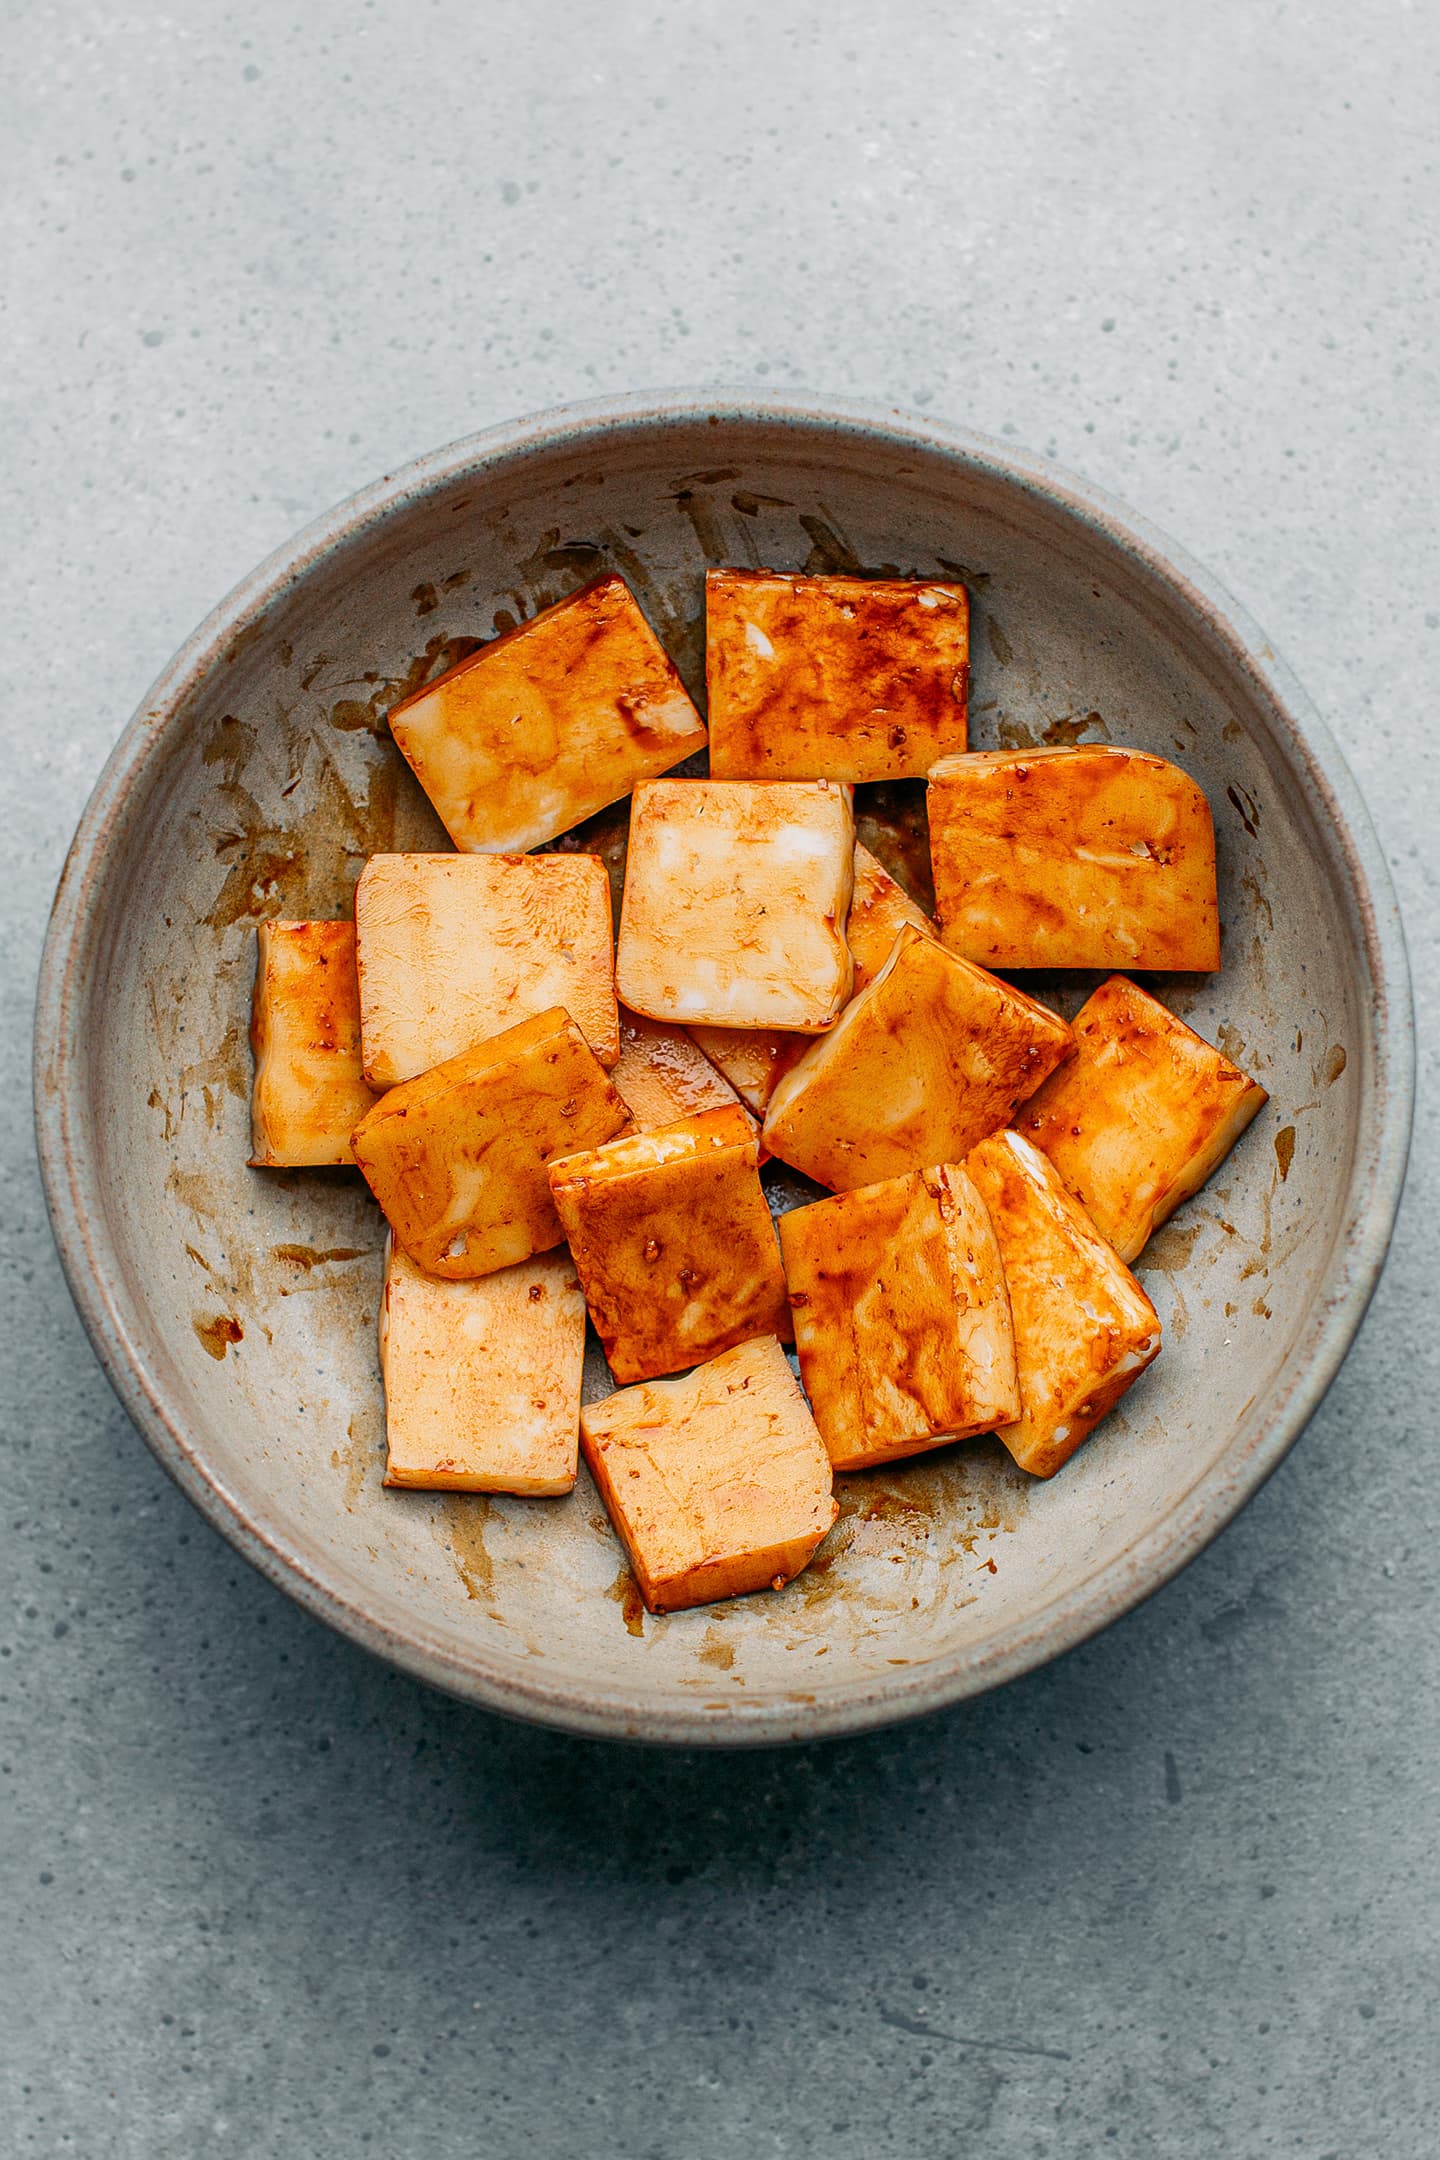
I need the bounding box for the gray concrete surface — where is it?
[4,2,1437,2153]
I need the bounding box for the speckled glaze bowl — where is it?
[34,394,1413,1744]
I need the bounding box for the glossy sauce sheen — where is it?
[687,1023,810,1117]
[609,1007,748,1131]
[845,839,940,992]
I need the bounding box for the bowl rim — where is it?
[32,389,1415,1746]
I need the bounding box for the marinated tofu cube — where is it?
[380,1240,586,1494]
[351,1008,631,1279]
[966,1131,1162,1478]
[706,569,969,783]
[547,1105,791,1384]
[762,924,1074,1192]
[687,1023,810,1117]
[249,919,379,1167]
[354,851,619,1086]
[928,746,1221,971]
[616,778,854,1032]
[846,839,938,993]
[610,1007,748,1132]
[1015,975,1269,1262]
[778,1165,1019,1471]
[388,573,707,854]
[686,842,935,1105]
[580,1335,837,1612]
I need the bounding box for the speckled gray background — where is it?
[4,3,1436,2154]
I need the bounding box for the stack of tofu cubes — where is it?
[249,565,1267,1616]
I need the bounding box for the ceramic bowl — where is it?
[34,394,1413,1744]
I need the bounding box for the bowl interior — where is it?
[52,408,1382,1740]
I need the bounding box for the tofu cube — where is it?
[547,1105,791,1384]
[380,1240,586,1494]
[705,569,969,782]
[610,1006,748,1132]
[580,1335,837,1612]
[928,746,1221,972]
[966,1131,1162,1478]
[846,839,938,993]
[687,1023,810,1117]
[778,1165,1019,1471]
[616,779,854,1032]
[249,919,379,1167]
[762,924,1074,1192]
[1015,975,1269,1262]
[686,842,935,1107]
[354,851,619,1086]
[351,1007,632,1279]
[388,573,707,853]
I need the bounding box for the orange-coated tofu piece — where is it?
[1015,975,1269,1262]
[616,778,854,1032]
[388,573,707,854]
[380,1241,586,1494]
[351,1008,631,1279]
[846,840,938,993]
[609,1007,747,1132]
[547,1105,791,1385]
[966,1131,1162,1478]
[687,1024,810,1117]
[762,924,1074,1192]
[249,920,379,1167]
[687,842,935,1106]
[705,569,969,783]
[354,851,619,1086]
[778,1165,1019,1471]
[580,1335,837,1612]
[928,746,1221,971]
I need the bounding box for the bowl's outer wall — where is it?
[35,398,1413,1744]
